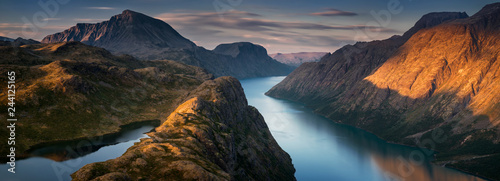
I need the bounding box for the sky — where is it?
[0,0,497,54]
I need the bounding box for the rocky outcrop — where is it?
[42,10,292,79]
[270,52,327,67]
[71,77,296,181]
[267,3,500,180]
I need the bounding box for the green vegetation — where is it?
[0,42,212,159]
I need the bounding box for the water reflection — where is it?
[0,125,155,181]
[241,76,484,181]
[27,121,158,162]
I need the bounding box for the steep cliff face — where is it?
[72,77,296,181]
[267,3,500,180]
[42,10,292,79]
[0,42,213,157]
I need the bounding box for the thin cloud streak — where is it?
[73,18,108,22]
[86,7,115,10]
[310,8,358,16]
[42,18,62,21]
[156,11,392,32]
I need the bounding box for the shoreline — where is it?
[1,119,161,163]
[266,94,495,181]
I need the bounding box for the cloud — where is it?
[156,10,384,32]
[310,8,358,16]
[154,10,399,53]
[0,23,28,29]
[42,18,61,21]
[74,18,108,22]
[85,7,115,10]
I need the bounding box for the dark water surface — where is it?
[240,76,484,181]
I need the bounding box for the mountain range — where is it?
[0,37,40,46]
[267,2,500,180]
[42,10,293,79]
[0,41,296,179]
[270,52,328,67]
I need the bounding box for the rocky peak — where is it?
[109,9,156,24]
[402,12,469,38]
[42,9,195,52]
[470,2,500,18]
[462,2,500,30]
[185,76,248,108]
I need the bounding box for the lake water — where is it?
[240,76,484,181]
[1,76,485,181]
[1,125,155,181]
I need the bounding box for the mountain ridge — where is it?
[266,3,500,180]
[71,77,296,180]
[0,41,212,157]
[42,10,293,79]
[270,52,327,67]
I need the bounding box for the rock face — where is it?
[41,10,195,55]
[42,10,292,79]
[0,41,212,157]
[71,77,296,181]
[270,52,328,67]
[267,3,500,180]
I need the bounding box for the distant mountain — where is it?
[0,36,14,42]
[0,37,40,46]
[42,10,195,55]
[212,42,294,77]
[270,52,328,67]
[267,3,500,180]
[42,10,292,79]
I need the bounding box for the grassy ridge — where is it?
[0,42,213,158]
